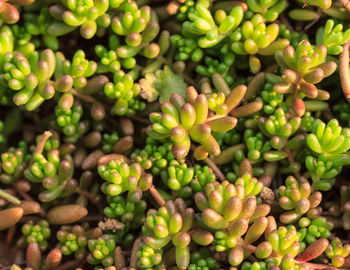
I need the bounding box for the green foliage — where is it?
[21,220,51,250]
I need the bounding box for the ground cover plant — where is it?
[2,0,350,269]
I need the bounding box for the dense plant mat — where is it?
[2,0,350,269]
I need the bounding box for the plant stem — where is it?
[0,189,20,205]
[149,185,165,206]
[29,131,52,167]
[130,237,142,268]
[203,156,226,181]
[71,89,96,103]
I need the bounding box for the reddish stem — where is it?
[29,131,52,167]
[149,185,165,206]
[130,237,142,268]
[203,157,226,181]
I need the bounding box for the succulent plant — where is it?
[0,141,28,184]
[247,0,287,21]
[266,226,300,266]
[306,119,350,190]
[21,6,74,51]
[195,51,235,83]
[98,158,152,197]
[131,137,174,175]
[104,195,146,226]
[182,1,244,48]
[20,220,51,250]
[0,49,71,110]
[161,160,194,191]
[194,180,270,266]
[274,40,337,108]
[24,141,75,202]
[147,85,262,161]
[87,234,116,267]
[51,0,110,39]
[278,176,322,223]
[139,198,194,269]
[57,224,88,259]
[101,132,119,153]
[55,96,89,143]
[104,69,146,116]
[316,19,350,55]
[325,238,350,267]
[298,216,333,246]
[188,247,219,270]
[54,50,97,89]
[1,1,350,269]
[111,1,161,60]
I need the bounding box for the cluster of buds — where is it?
[278,176,322,223]
[171,35,203,62]
[265,226,300,266]
[241,261,267,270]
[98,158,152,197]
[188,247,219,270]
[131,138,174,175]
[148,85,262,161]
[195,50,235,84]
[258,107,301,162]
[137,242,163,269]
[19,220,51,251]
[298,216,333,246]
[101,132,120,153]
[0,142,28,184]
[57,224,89,260]
[231,14,279,54]
[104,70,145,116]
[95,45,124,74]
[139,199,194,269]
[104,195,146,226]
[261,75,284,114]
[55,95,89,142]
[190,164,216,193]
[160,160,194,191]
[87,234,116,267]
[244,129,271,161]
